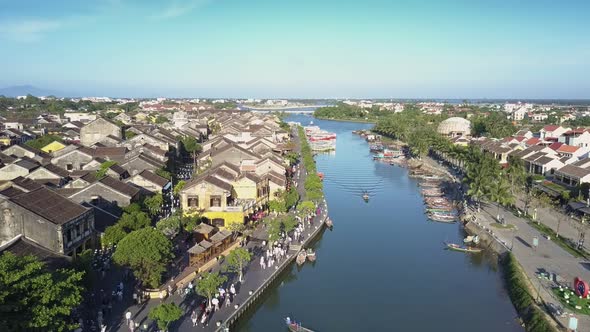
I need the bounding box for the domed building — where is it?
[437,117,471,138]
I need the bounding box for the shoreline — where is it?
[313,115,377,124]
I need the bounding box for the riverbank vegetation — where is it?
[503,253,558,332]
[314,103,389,122]
[298,126,324,201]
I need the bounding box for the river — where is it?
[234,114,523,332]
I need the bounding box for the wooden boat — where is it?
[286,321,315,332]
[445,242,482,253]
[296,251,307,265]
[306,248,316,262]
[326,218,333,228]
[428,216,457,223]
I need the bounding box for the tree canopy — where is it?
[143,193,163,216]
[0,252,84,331]
[225,247,252,282]
[196,272,227,307]
[113,228,174,288]
[148,303,183,330]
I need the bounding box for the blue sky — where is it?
[0,0,589,98]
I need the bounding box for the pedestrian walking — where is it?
[191,310,198,326]
[125,311,132,325]
[225,294,232,307]
[230,284,236,296]
[200,311,208,327]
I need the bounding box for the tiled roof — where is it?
[11,176,44,191]
[556,164,590,179]
[557,145,579,153]
[43,163,70,178]
[543,125,560,131]
[0,235,71,269]
[10,187,89,225]
[525,138,541,146]
[203,175,232,192]
[548,142,564,151]
[99,176,140,197]
[138,170,169,187]
[94,147,127,158]
[14,158,40,171]
[0,186,26,198]
[534,156,559,166]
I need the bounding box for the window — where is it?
[188,196,199,208]
[66,230,72,243]
[66,163,73,171]
[212,218,225,227]
[210,195,221,207]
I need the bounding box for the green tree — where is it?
[0,252,84,331]
[156,215,182,235]
[113,228,174,288]
[148,303,183,331]
[155,115,169,124]
[181,136,202,167]
[506,156,526,196]
[143,193,163,216]
[268,199,287,213]
[298,200,315,215]
[96,160,117,179]
[488,176,514,221]
[102,224,127,246]
[224,247,252,282]
[196,272,227,307]
[173,180,186,196]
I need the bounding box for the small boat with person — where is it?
[306,248,316,262]
[326,218,333,228]
[285,317,315,332]
[362,191,370,202]
[445,242,482,253]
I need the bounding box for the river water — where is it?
[235,115,522,332]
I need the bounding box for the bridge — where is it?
[239,105,328,114]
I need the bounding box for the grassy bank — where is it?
[503,253,559,332]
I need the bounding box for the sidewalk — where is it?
[472,201,590,331]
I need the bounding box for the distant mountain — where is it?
[0,85,64,97]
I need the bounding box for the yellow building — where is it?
[180,172,269,229]
[41,140,67,153]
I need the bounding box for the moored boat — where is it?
[445,242,482,253]
[285,318,315,332]
[296,251,307,265]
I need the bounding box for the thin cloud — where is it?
[151,0,212,20]
[0,19,62,42]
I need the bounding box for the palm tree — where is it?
[506,156,526,196]
[488,176,514,221]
